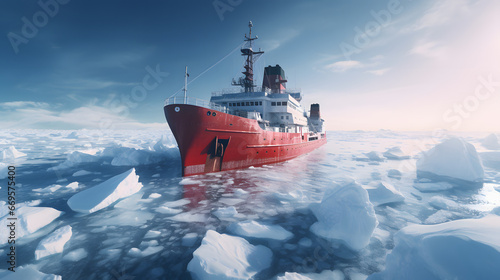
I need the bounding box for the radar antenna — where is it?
[232,21,264,92]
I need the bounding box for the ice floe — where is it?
[383,146,410,160]
[35,225,72,260]
[310,179,378,251]
[365,181,405,206]
[368,215,500,280]
[0,265,61,280]
[481,133,500,150]
[72,170,92,177]
[48,151,99,171]
[387,169,401,179]
[182,232,199,247]
[428,196,461,211]
[144,230,161,239]
[67,168,142,213]
[213,206,239,220]
[0,163,7,179]
[413,182,453,192]
[63,248,88,262]
[148,193,161,199]
[228,220,293,241]
[277,270,345,280]
[127,245,163,258]
[167,212,206,223]
[0,146,27,161]
[0,206,62,244]
[187,230,272,280]
[417,137,484,184]
[354,151,384,162]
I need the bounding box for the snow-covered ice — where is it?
[213,206,239,220]
[187,230,273,280]
[144,230,161,239]
[368,215,500,280]
[428,196,462,211]
[413,181,453,192]
[63,248,88,262]
[364,181,405,206]
[0,265,61,280]
[310,178,378,251]
[2,129,500,279]
[416,137,484,183]
[0,206,62,244]
[481,133,500,150]
[182,232,199,247]
[354,151,384,162]
[67,168,142,213]
[387,169,401,179]
[228,220,293,241]
[383,146,410,160]
[35,225,72,260]
[72,170,92,176]
[277,270,345,280]
[0,146,27,160]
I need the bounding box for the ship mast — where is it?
[232,21,264,93]
[183,66,188,104]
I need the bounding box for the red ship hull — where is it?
[164,104,327,176]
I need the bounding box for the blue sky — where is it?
[1,0,499,131]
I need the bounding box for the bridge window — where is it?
[259,101,262,105]
[250,102,254,106]
[281,116,284,119]
[271,102,276,106]
[281,102,287,106]
[237,103,240,106]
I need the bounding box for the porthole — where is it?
[207,111,211,116]
[212,112,216,116]
[174,106,180,112]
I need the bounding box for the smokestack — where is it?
[262,64,287,93]
[310,104,320,119]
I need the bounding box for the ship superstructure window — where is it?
[271,102,276,106]
[281,116,284,119]
[246,102,250,106]
[259,101,262,105]
[237,102,240,106]
[281,102,287,106]
[250,102,254,106]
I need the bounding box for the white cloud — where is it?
[0,101,50,109]
[260,29,301,52]
[325,60,363,72]
[370,55,384,62]
[410,41,447,58]
[367,68,390,76]
[0,103,166,130]
[412,0,470,31]
[51,79,137,91]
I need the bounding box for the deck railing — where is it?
[211,87,301,97]
[164,96,233,114]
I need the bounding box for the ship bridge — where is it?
[210,87,307,132]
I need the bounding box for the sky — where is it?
[1,0,499,131]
